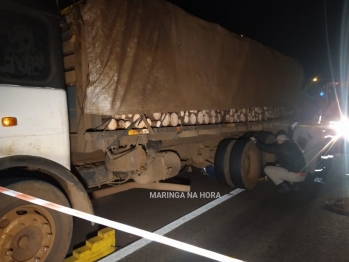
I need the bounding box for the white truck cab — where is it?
[0,2,93,261]
[0,85,70,169]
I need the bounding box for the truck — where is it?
[0,0,304,260]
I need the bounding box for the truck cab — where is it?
[0,1,93,261]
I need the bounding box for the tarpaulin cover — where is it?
[82,0,303,115]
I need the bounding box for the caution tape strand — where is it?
[0,186,243,262]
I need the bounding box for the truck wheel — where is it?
[0,180,73,262]
[229,140,261,189]
[214,139,236,187]
[256,131,276,167]
[256,131,275,143]
[276,129,288,136]
[241,131,258,139]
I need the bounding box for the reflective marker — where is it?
[1,117,17,127]
[324,135,335,139]
[321,155,334,159]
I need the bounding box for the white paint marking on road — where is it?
[0,186,245,262]
[99,188,245,262]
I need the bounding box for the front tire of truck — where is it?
[229,140,261,189]
[0,180,72,262]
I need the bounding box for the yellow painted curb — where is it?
[65,227,116,262]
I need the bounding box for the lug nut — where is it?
[32,219,37,224]
[47,233,52,239]
[42,223,48,229]
[34,258,40,262]
[6,250,12,256]
[0,219,10,229]
[44,246,49,252]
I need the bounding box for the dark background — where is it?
[164,0,345,85]
[45,0,346,86]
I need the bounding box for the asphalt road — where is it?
[68,154,349,262]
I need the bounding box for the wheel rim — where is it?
[244,153,251,176]
[240,143,261,189]
[0,205,55,262]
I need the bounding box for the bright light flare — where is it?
[318,114,322,124]
[321,155,334,159]
[329,116,349,140]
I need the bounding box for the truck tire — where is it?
[0,180,73,262]
[256,131,276,169]
[214,139,236,187]
[229,140,261,189]
[276,129,288,137]
[256,131,275,143]
[241,131,258,139]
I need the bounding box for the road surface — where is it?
[68,154,349,262]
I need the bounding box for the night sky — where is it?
[165,0,344,84]
[56,0,345,84]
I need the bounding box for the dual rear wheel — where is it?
[214,131,275,189]
[215,138,261,189]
